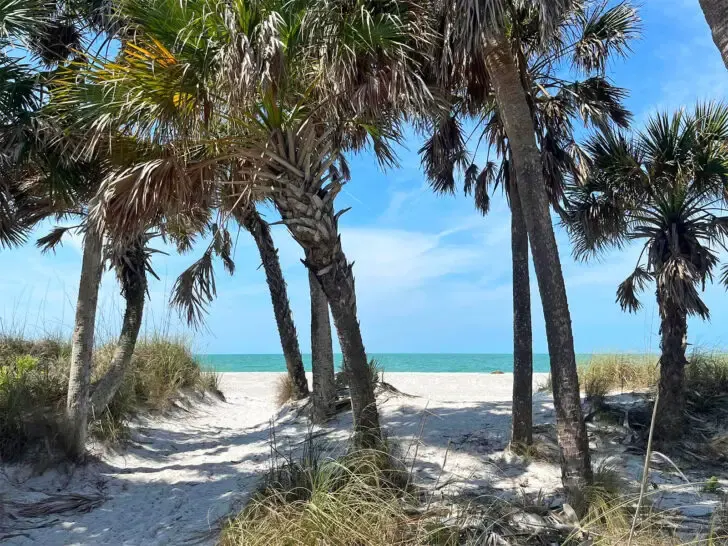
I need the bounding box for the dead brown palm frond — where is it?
[616,265,653,313]
[91,150,220,239]
[13,493,106,518]
[35,225,77,253]
[171,247,216,327]
[419,112,470,194]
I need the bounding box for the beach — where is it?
[1,372,722,545]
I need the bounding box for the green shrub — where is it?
[91,337,219,442]
[0,336,70,461]
[0,334,218,460]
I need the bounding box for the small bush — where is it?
[0,336,70,461]
[704,476,722,494]
[335,359,382,392]
[91,337,217,442]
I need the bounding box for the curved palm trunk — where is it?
[484,37,592,491]
[309,268,336,422]
[699,0,728,69]
[656,292,688,440]
[89,245,146,417]
[510,182,533,448]
[237,206,309,400]
[273,191,380,447]
[66,227,104,459]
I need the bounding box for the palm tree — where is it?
[309,268,336,421]
[232,204,309,400]
[426,0,641,489]
[564,103,728,440]
[422,1,637,450]
[89,233,157,416]
[66,223,103,456]
[53,0,433,446]
[698,0,728,69]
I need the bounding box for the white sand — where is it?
[1,372,723,544]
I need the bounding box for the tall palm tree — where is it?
[53,0,433,446]
[232,203,309,400]
[421,1,637,450]
[698,0,728,69]
[564,103,728,440]
[309,268,336,421]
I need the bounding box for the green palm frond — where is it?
[570,1,639,73]
[0,0,51,38]
[566,107,728,319]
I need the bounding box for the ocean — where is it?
[196,353,593,373]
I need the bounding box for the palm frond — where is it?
[419,113,469,194]
[36,225,74,253]
[212,223,235,275]
[171,248,216,327]
[571,1,640,74]
[616,265,652,313]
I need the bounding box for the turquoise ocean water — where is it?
[197,353,593,373]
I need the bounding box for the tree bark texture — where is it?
[66,227,104,459]
[699,0,728,69]
[309,268,337,422]
[656,291,688,440]
[272,187,381,447]
[509,181,533,448]
[89,240,147,417]
[237,206,309,400]
[484,37,592,491]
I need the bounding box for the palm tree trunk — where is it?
[484,36,592,491]
[510,181,533,448]
[89,243,146,417]
[273,191,381,447]
[656,292,687,440]
[237,206,309,400]
[699,0,728,69]
[66,227,104,459]
[309,269,336,422]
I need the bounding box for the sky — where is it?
[2,0,728,355]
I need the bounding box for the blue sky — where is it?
[2,0,728,354]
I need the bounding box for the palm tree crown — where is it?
[565,103,728,316]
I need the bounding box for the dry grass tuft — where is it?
[274,374,294,408]
[221,437,453,546]
[580,354,658,399]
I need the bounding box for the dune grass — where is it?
[0,333,219,461]
[543,352,728,405]
[220,439,426,546]
[580,354,659,402]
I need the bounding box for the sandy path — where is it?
[2,372,723,544]
[2,374,286,545]
[2,373,549,545]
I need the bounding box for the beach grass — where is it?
[541,351,728,400]
[0,333,219,461]
[220,438,431,546]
